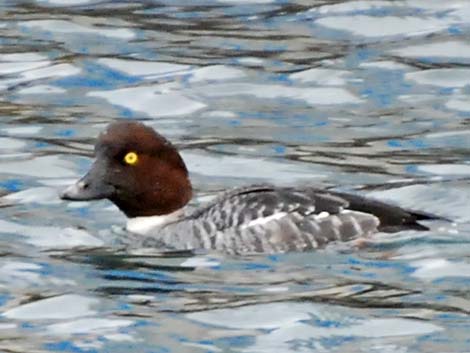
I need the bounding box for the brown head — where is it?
[60,121,192,217]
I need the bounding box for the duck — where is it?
[60,121,436,255]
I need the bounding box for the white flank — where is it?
[241,212,287,229]
[126,209,184,235]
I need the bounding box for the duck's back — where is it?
[133,185,431,254]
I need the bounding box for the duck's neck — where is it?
[126,208,186,235]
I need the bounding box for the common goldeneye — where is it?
[60,121,435,254]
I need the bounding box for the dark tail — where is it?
[329,191,446,233]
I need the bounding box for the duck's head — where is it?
[60,121,192,218]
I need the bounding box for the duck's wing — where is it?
[190,184,346,226]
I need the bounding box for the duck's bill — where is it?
[60,161,114,201]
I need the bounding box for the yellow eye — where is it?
[123,151,139,165]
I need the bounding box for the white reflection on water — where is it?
[446,98,470,112]
[18,85,66,95]
[418,164,470,176]
[19,20,135,40]
[182,150,328,184]
[253,317,441,352]
[310,1,393,15]
[188,302,315,329]
[202,83,362,105]
[290,68,353,86]
[0,61,49,76]
[411,258,470,280]
[359,61,413,70]
[4,187,64,205]
[17,64,81,81]
[390,40,470,60]
[0,262,54,289]
[188,302,442,352]
[97,58,192,78]
[216,0,275,3]
[3,294,136,348]
[405,69,470,88]
[4,294,98,320]
[316,15,452,38]
[0,61,81,92]
[0,220,103,248]
[0,156,77,178]
[0,138,26,150]
[37,0,100,5]
[1,126,43,135]
[189,65,246,83]
[47,318,133,337]
[88,85,207,117]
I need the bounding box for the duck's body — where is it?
[61,121,435,255]
[123,185,433,254]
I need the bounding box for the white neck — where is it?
[126,208,185,235]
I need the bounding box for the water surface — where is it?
[1,0,470,352]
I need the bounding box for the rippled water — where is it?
[1,0,470,351]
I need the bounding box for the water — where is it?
[1,0,470,351]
